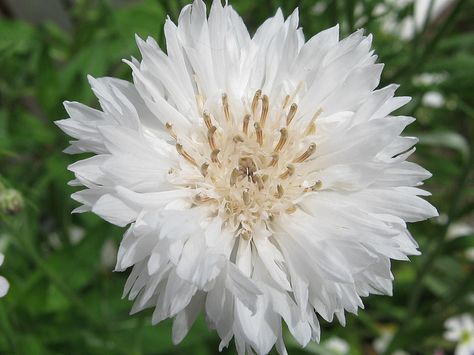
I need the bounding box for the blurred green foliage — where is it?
[0,0,473,354]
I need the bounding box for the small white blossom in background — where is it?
[444,314,474,355]
[423,91,445,108]
[447,222,474,260]
[0,253,9,298]
[69,226,85,245]
[0,182,24,216]
[413,72,448,86]
[57,0,437,353]
[373,326,409,355]
[324,337,349,354]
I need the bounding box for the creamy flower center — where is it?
[167,90,323,239]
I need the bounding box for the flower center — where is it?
[166,90,323,239]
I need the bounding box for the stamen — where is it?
[275,184,284,198]
[176,143,198,166]
[239,157,257,177]
[230,168,239,186]
[200,163,209,177]
[286,103,298,126]
[211,149,221,167]
[194,194,215,203]
[253,175,264,190]
[279,164,295,179]
[224,202,232,214]
[242,114,250,136]
[293,143,316,163]
[240,229,251,240]
[304,108,323,136]
[196,94,204,113]
[282,95,290,109]
[251,90,262,114]
[233,135,244,143]
[260,94,269,128]
[262,174,269,183]
[286,205,297,214]
[304,180,322,192]
[269,153,279,167]
[254,122,263,146]
[165,122,177,140]
[222,94,231,122]
[274,128,288,152]
[203,110,213,130]
[207,126,217,150]
[242,190,250,205]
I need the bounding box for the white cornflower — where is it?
[57,1,437,353]
[0,253,9,297]
[445,314,474,355]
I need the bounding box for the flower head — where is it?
[57,1,437,353]
[445,314,474,355]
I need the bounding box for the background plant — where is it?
[0,0,473,354]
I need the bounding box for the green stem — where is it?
[388,0,467,83]
[1,214,108,332]
[0,301,17,353]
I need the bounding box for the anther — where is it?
[222,94,231,122]
[230,168,239,186]
[233,135,244,143]
[251,89,262,114]
[274,128,288,152]
[194,194,214,203]
[269,153,279,167]
[282,95,290,109]
[293,143,317,163]
[242,114,250,136]
[304,180,322,192]
[286,103,298,126]
[240,229,251,240]
[304,108,323,136]
[239,157,257,177]
[207,126,217,150]
[176,144,198,166]
[253,175,264,191]
[211,149,221,167]
[202,110,213,130]
[262,174,269,183]
[165,122,177,140]
[275,184,284,198]
[242,190,250,205]
[279,164,295,179]
[200,163,209,177]
[196,94,204,113]
[260,94,269,128]
[254,122,263,146]
[305,121,316,136]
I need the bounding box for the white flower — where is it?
[324,337,349,354]
[57,1,437,354]
[445,314,474,355]
[0,253,9,298]
[422,91,445,108]
[413,72,447,86]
